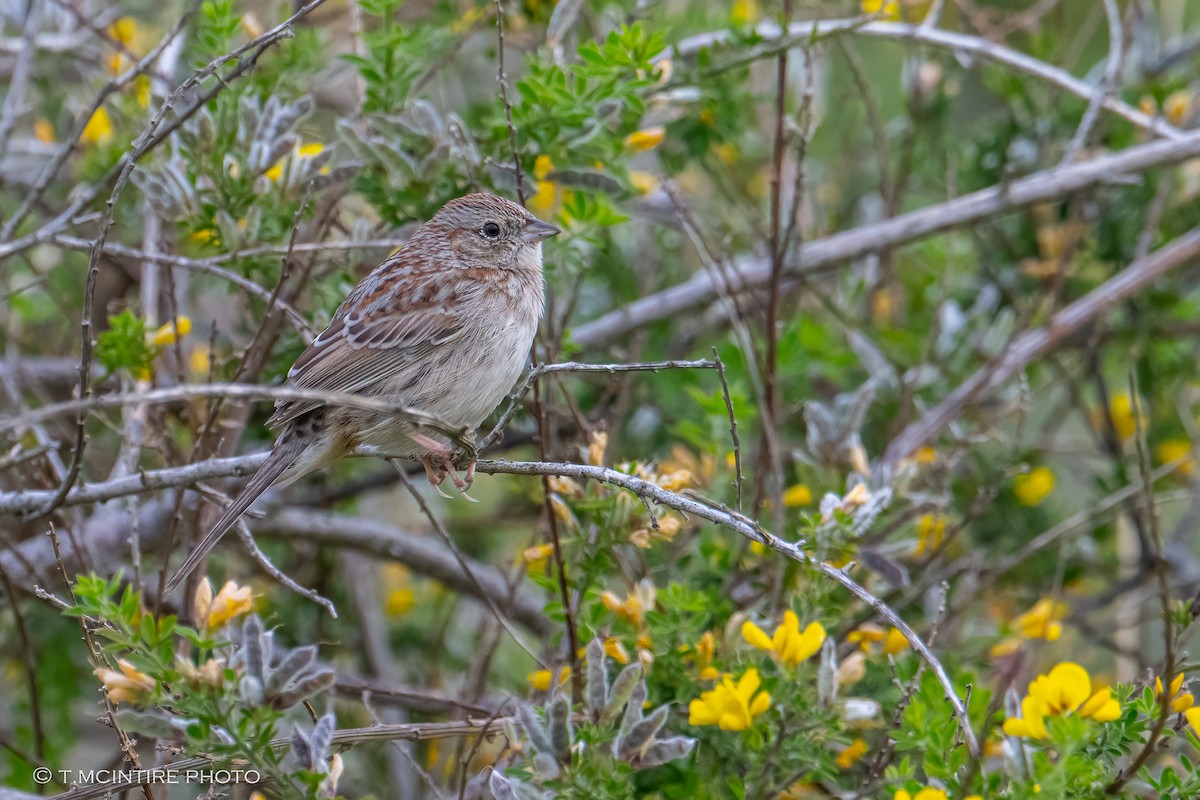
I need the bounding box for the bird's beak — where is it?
[521,218,561,244]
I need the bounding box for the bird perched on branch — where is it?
[167,193,559,591]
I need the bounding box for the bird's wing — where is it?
[267,262,474,429]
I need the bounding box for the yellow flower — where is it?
[1105,393,1144,441]
[528,155,560,217]
[782,483,813,507]
[604,637,631,665]
[107,17,139,74]
[109,17,137,46]
[1002,662,1121,739]
[523,543,554,573]
[688,668,771,730]
[741,611,825,667]
[265,141,325,182]
[624,126,665,152]
[913,446,937,464]
[862,0,900,20]
[81,106,114,145]
[135,75,151,109]
[1156,673,1194,714]
[628,170,659,195]
[1157,439,1196,477]
[692,631,717,679]
[385,588,415,617]
[894,789,947,800]
[175,655,225,688]
[241,12,264,38]
[194,578,253,631]
[989,638,1022,659]
[1014,466,1055,506]
[835,738,867,769]
[730,0,759,25]
[1165,91,1193,127]
[655,469,695,492]
[1012,598,1067,641]
[1186,707,1200,735]
[587,430,607,466]
[655,514,682,540]
[600,581,655,626]
[147,316,191,348]
[527,666,570,692]
[883,628,909,655]
[915,514,947,555]
[847,624,885,652]
[95,659,155,704]
[34,119,55,143]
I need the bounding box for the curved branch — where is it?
[572,131,1200,349]
[668,19,1180,141]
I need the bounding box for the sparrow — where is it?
[167,193,558,591]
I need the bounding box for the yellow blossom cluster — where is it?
[527,665,570,692]
[193,578,253,632]
[688,668,771,730]
[1002,662,1120,739]
[1014,466,1055,507]
[1156,439,1197,477]
[742,611,826,666]
[1157,673,1194,714]
[94,659,155,705]
[846,624,909,656]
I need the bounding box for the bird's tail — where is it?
[166,439,306,593]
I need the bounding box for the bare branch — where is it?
[572,131,1200,349]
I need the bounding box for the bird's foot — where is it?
[413,434,476,501]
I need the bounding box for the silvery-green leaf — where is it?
[531,753,561,780]
[240,615,265,682]
[837,697,881,725]
[618,704,667,761]
[586,639,607,715]
[309,713,336,765]
[265,645,317,693]
[113,709,189,739]
[291,726,312,769]
[602,664,642,724]
[487,769,520,800]
[270,668,335,710]
[240,675,264,707]
[817,637,837,707]
[516,705,552,754]
[636,736,695,768]
[547,695,573,761]
[618,681,648,744]
[462,771,489,800]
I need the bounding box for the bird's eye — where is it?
[482,222,501,239]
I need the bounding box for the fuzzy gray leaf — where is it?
[531,753,561,780]
[112,709,192,739]
[601,664,642,725]
[270,668,335,710]
[618,680,647,742]
[487,769,520,800]
[618,704,667,762]
[266,645,318,694]
[240,615,265,682]
[516,704,553,754]
[290,726,312,770]
[586,638,607,716]
[637,736,695,768]
[547,695,573,761]
[309,713,336,766]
